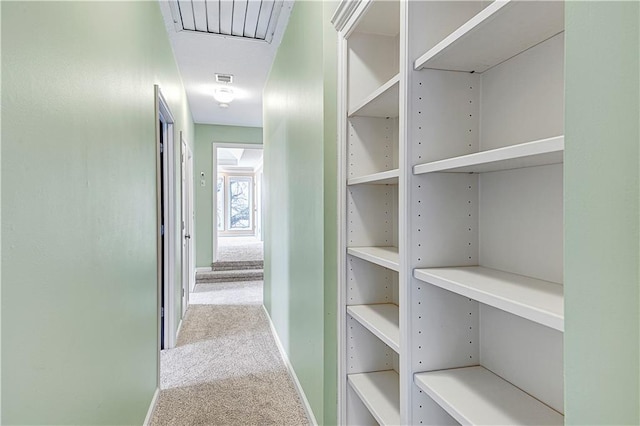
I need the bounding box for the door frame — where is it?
[155,85,178,359]
[181,134,195,314]
[212,142,263,263]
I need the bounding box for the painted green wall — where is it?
[1,1,193,424]
[322,1,339,425]
[193,123,262,267]
[565,2,640,424]
[263,1,338,423]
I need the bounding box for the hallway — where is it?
[150,280,308,425]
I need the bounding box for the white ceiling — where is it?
[158,0,293,127]
[218,147,263,171]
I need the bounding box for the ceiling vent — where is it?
[215,73,234,84]
[169,0,284,43]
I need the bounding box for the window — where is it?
[216,174,254,234]
[228,176,252,230]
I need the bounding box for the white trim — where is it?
[176,319,183,341]
[336,24,348,426]
[331,0,362,32]
[143,387,160,426]
[155,85,178,355]
[196,267,212,273]
[212,142,264,263]
[262,306,318,426]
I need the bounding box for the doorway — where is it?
[155,86,178,353]
[212,144,264,264]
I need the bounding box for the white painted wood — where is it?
[414,136,564,175]
[347,246,399,272]
[347,314,396,374]
[348,117,398,178]
[408,1,486,62]
[410,173,478,268]
[347,184,398,247]
[410,280,479,371]
[479,33,565,151]
[346,255,395,305]
[414,266,563,331]
[351,0,399,37]
[414,0,564,73]
[348,32,399,112]
[347,304,400,353]
[347,381,378,426]
[414,366,563,425]
[412,384,458,425]
[348,371,400,426]
[479,164,564,284]
[348,169,399,185]
[409,69,480,164]
[336,26,350,426]
[349,74,400,118]
[143,387,160,426]
[480,305,564,414]
[263,306,319,425]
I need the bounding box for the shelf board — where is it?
[414,0,564,73]
[415,366,563,425]
[348,169,399,185]
[414,266,563,331]
[347,246,399,271]
[347,304,399,352]
[348,370,400,426]
[413,136,564,175]
[348,74,400,118]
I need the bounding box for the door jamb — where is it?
[155,85,177,365]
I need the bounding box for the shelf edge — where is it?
[414,0,511,71]
[413,267,564,332]
[413,136,564,175]
[348,73,400,117]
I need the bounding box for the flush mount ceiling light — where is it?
[214,87,235,106]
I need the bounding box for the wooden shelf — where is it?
[348,370,400,425]
[347,304,399,352]
[349,74,400,118]
[348,169,399,185]
[414,366,563,425]
[414,0,564,73]
[348,246,399,271]
[413,136,564,175]
[414,266,563,331]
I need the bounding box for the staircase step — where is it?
[212,260,264,271]
[196,269,264,283]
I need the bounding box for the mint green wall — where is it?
[263,1,338,423]
[322,1,339,425]
[1,2,193,424]
[193,123,262,267]
[565,2,640,424]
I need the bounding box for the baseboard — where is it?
[196,267,212,273]
[262,306,318,426]
[176,318,183,341]
[143,387,160,426]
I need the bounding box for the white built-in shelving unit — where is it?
[334,0,565,423]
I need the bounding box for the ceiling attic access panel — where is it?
[169,0,285,42]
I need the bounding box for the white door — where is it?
[180,136,194,314]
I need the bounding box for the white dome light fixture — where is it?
[214,87,235,107]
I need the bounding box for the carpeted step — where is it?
[212,260,264,271]
[196,269,264,283]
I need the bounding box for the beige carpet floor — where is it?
[217,236,263,262]
[150,281,308,426]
